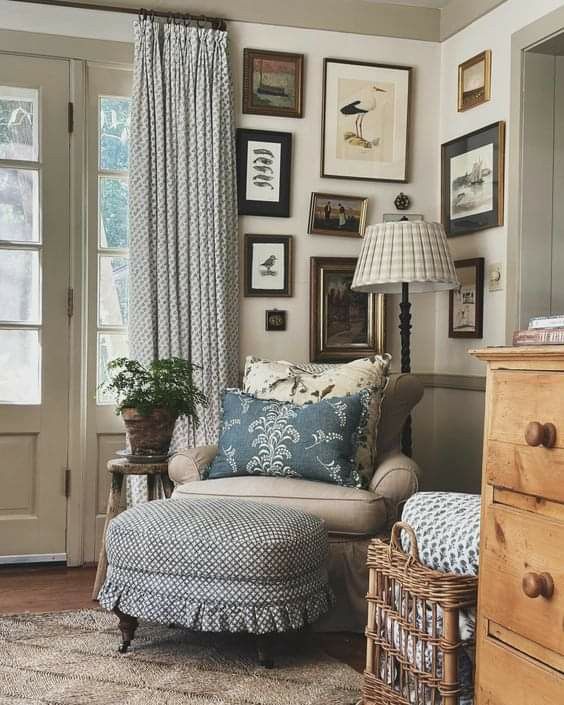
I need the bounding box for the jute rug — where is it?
[0,610,362,704]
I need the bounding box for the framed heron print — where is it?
[321,58,411,182]
[244,234,293,297]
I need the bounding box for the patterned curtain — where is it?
[127,16,239,502]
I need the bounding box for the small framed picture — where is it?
[383,213,424,223]
[310,257,385,362]
[321,58,411,182]
[237,129,292,217]
[244,234,293,297]
[243,49,304,118]
[441,121,505,237]
[458,50,491,112]
[449,258,484,338]
[265,309,287,331]
[308,192,368,238]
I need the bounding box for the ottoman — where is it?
[97,497,334,665]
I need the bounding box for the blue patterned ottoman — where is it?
[97,497,333,663]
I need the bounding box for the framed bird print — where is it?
[321,58,411,182]
[236,129,292,217]
[244,234,293,297]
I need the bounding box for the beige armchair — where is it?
[169,373,423,631]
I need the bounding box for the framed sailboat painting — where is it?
[243,49,304,118]
[441,122,505,236]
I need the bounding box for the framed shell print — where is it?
[236,129,292,217]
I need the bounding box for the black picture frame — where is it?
[449,258,484,338]
[236,128,292,217]
[441,121,505,237]
[265,309,287,331]
[244,234,293,297]
[321,58,411,183]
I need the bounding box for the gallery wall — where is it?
[231,23,441,372]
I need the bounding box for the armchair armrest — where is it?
[369,448,420,525]
[169,445,218,485]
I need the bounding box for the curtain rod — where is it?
[9,0,227,30]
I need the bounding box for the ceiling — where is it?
[363,0,450,8]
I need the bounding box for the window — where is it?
[96,96,130,403]
[0,86,41,403]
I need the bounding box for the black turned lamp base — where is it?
[399,282,413,458]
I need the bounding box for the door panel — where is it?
[84,64,131,562]
[0,54,70,557]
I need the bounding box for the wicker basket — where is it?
[363,522,478,705]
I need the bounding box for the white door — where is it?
[83,64,132,562]
[0,55,71,559]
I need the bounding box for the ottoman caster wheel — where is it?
[114,606,138,654]
[257,635,274,669]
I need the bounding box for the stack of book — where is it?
[513,315,564,345]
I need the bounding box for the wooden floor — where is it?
[0,565,365,673]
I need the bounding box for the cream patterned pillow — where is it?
[243,355,391,487]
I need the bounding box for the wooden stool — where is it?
[91,458,173,600]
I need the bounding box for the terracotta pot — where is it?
[121,407,177,456]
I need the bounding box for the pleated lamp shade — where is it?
[352,221,459,294]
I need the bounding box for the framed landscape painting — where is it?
[441,121,505,237]
[458,50,491,112]
[244,234,293,297]
[449,258,484,338]
[308,192,368,238]
[309,257,385,362]
[243,49,304,118]
[321,58,411,182]
[236,129,292,217]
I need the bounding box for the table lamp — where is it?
[352,221,459,456]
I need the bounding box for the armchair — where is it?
[169,372,423,631]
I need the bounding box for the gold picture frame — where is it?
[458,50,491,112]
[309,257,386,362]
[308,192,368,238]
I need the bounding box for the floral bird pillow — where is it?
[206,389,371,488]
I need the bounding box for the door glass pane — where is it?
[99,97,130,171]
[0,329,40,403]
[99,176,128,248]
[98,255,128,326]
[97,332,128,403]
[0,168,39,242]
[0,86,38,161]
[0,249,40,323]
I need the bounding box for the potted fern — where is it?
[100,357,207,457]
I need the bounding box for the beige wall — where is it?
[3,0,564,497]
[232,23,441,373]
[433,0,564,493]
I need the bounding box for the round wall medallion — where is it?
[394,192,411,210]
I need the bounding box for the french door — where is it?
[0,55,71,559]
[84,64,132,562]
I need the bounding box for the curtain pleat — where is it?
[127,17,239,503]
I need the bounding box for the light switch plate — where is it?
[488,262,503,291]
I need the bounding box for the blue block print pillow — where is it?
[207,389,370,488]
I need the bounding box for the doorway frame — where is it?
[507,5,564,340]
[0,28,132,566]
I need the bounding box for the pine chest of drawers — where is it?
[471,347,564,704]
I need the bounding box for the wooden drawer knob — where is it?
[522,572,554,599]
[525,421,556,448]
